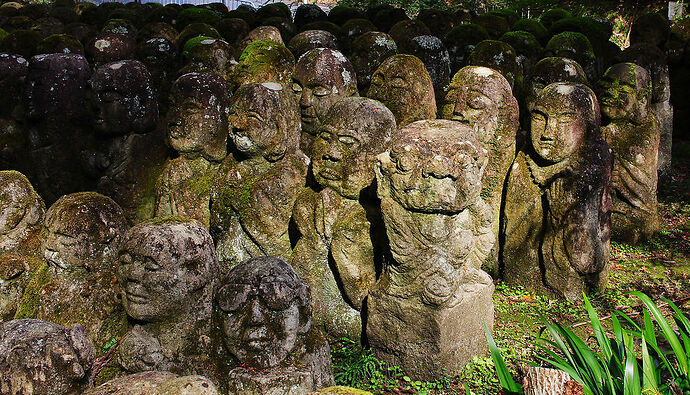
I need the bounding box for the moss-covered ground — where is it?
[331,140,690,394]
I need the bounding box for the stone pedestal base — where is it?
[227,367,316,395]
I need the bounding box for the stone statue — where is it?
[293,48,358,155]
[230,39,294,91]
[288,29,339,59]
[467,40,524,99]
[0,319,95,395]
[88,60,169,224]
[368,119,495,381]
[525,57,589,112]
[217,256,334,393]
[155,72,230,228]
[440,66,519,272]
[0,170,45,257]
[89,372,219,395]
[349,32,397,94]
[116,218,221,379]
[596,63,661,244]
[177,38,236,82]
[291,97,395,339]
[367,54,436,127]
[502,83,612,300]
[210,82,306,267]
[405,35,451,98]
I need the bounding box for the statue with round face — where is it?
[0,319,95,395]
[293,48,358,156]
[369,119,495,381]
[210,82,306,265]
[0,171,45,257]
[596,63,660,244]
[467,40,523,96]
[287,30,338,60]
[43,192,128,273]
[349,31,397,93]
[502,82,612,300]
[525,57,588,112]
[230,40,294,90]
[367,54,436,127]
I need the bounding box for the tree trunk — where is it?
[522,366,584,395]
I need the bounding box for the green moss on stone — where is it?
[14,262,51,319]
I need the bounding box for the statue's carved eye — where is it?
[389,76,407,88]
[292,82,302,94]
[396,156,412,173]
[313,86,330,97]
[338,135,357,146]
[467,92,491,110]
[318,131,333,142]
[143,257,161,272]
[247,111,264,122]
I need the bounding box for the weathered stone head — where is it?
[117,218,219,323]
[406,35,451,95]
[294,48,358,150]
[231,39,294,89]
[0,319,95,395]
[43,192,127,273]
[596,62,652,124]
[287,29,338,60]
[444,24,490,74]
[217,256,311,370]
[530,82,600,164]
[378,120,485,214]
[25,53,89,121]
[349,31,397,92]
[36,33,84,55]
[178,38,235,79]
[0,171,45,256]
[168,72,230,162]
[441,66,519,143]
[85,33,136,66]
[137,22,178,44]
[367,54,436,127]
[312,97,395,199]
[229,82,300,162]
[235,25,283,56]
[544,32,596,81]
[0,53,28,116]
[89,60,158,136]
[526,57,588,111]
[467,39,522,92]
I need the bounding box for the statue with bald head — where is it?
[210,82,307,268]
[0,171,44,257]
[155,72,230,228]
[292,97,395,340]
[368,119,495,381]
[502,82,612,300]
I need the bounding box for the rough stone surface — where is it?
[178,38,235,81]
[294,48,358,155]
[0,319,95,395]
[525,57,588,112]
[502,83,612,300]
[349,31,397,93]
[0,54,29,174]
[291,97,395,339]
[544,32,597,84]
[406,35,451,97]
[0,171,45,257]
[597,63,661,244]
[288,29,338,60]
[85,33,136,67]
[230,39,295,91]
[88,371,219,394]
[235,25,283,57]
[369,119,495,381]
[467,40,523,98]
[210,82,306,267]
[367,54,436,127]
[440,66,519,272]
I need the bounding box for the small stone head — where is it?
[349,31,397,93]
[216,256,311,369]
[367,54,436,128]
[440,66,519,144]
[526,57,588,111]
[229,82,299,162]
[25,53,90,121]
[85,33,136,66]
[168,72,230,162]
[294,48,358,142]
[530,82,600,164]
[312,97,396,199]
[89,60,158,136]
[377,119,485,214]
[0,319,95,395]
[544,32,595,80]
[467,40,522,91]
[596,62,652,124]
[287,30,338,59]
[43,192,128,273]
[0,171,45,255]
[231,40,294,89]
[117,218,219,322]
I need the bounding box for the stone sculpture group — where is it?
[0,0,679,393]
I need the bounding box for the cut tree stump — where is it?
[522,366,584,395]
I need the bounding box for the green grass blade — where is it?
[484,322,523,394]
[665,299,690,337]
[585,293,613,362]
[623,332,640,395]
[641,336,659,391]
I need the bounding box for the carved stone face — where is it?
[530,83,598,164]
[216,256,311,369]
[167,72,230,161]
[596,63,651,123]
[349,31,397,92]
[117,219,218,322]
[379,120,484,214]
[441,66,516,143]
[229,82,299,161]
[89,60,158,136]
[232,40,294,89]
[311,97,395,199]
[467,40,521,90]
[367,54,436,128]
[293,48,357,140]
[0,171,45,255]
[42,192,127,272]
[526,57,588,111]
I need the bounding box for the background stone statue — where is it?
[155,72,230,228]
[0,170,45,257]
[217,256,334,393]
[0,54,30,176]
[230,39,294,91]
[502,82,612,300]
[291,97,395,340]
[366,54,436,127]
[0,319,95,395]
[440,66,519,272]
[88,371,219,395]
[525,57,589,113]
[349,31,397,94]
[368,119,495,381]
[597,63,661,244]
[116,218,221,380]
[210,82,307,267]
